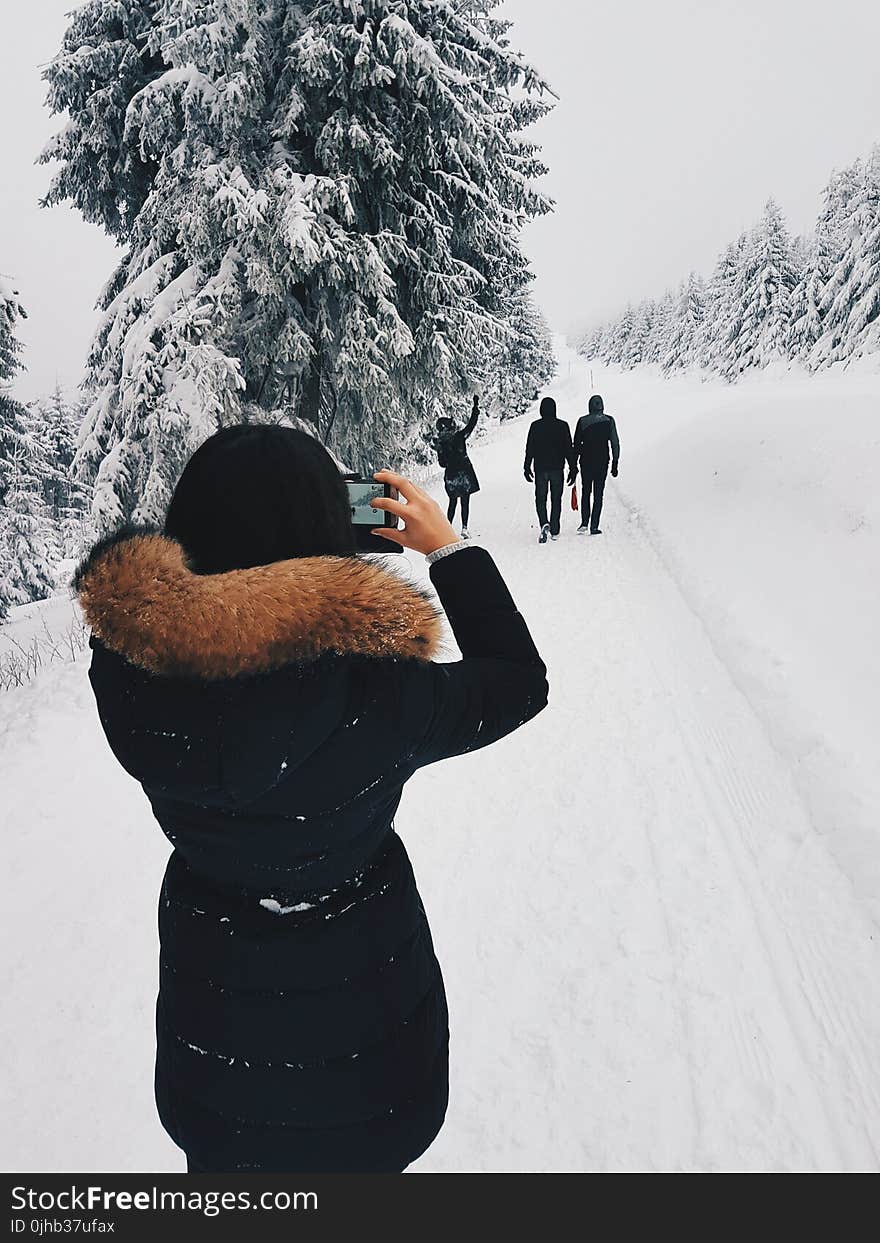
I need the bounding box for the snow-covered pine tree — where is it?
[788,166,859,363]
[620,299,655,369]
[0,283,61,616]
[41,0,552,529]
[0,275,30,509]
[722,201,796,376]
[481,286,556,418]
[577,324,604,362]
[28,386,93,558]
[0,444,60,615]
[642,289,677,366]
[811,146,880,368]
[588,318,612,362]
[698,232,747,377]
[788,231,829,360]
[606,303,635,364]
[580,316,622,368]
[662,272,705,372]
[790,232,810,274]
[29,385,79,516]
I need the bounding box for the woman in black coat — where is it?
[431,394,480,538]
[74,425,547,1174]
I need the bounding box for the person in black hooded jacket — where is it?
[74,425,547,1175]
[523,396,575,543]
[430,394,480,538]
[572,394,620,534]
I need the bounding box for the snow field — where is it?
[3,346,880,1171]
[406,354,880,1170]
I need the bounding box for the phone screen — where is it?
[347,481,386,526]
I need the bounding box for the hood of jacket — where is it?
[74,527,443,681]
[588,394,605,416]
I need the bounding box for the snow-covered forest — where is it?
[0,277,90,619]
[580,147,880,378]
[37,0,556,530]
[0,0,557,618]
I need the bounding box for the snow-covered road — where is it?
[406,360,880,1171]
[3,349,880,1171]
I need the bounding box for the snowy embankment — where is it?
[585,354,880,925]
[2,345,880,1172]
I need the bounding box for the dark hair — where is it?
[539,397,556,418]
[164,425,354,573]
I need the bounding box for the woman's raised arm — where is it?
[369,469,548,765]
[463,394,479,440]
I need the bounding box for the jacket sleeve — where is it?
[400,546,548,768]
[572,417,583,461]
[463,400,479,440]
[524,424,535,473]
[563,422,575,476]
[609,417,620,468]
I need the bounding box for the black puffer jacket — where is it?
[433,402,480,497]
[75,533,547,1173]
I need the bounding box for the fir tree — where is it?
[607,303,635,363]
[662,273,705,372]
[701,233,747,378]
[722,201,796,376]
[0,274,30,508]
[0,446,60,615]
[482,288,556,418]
[41,0,553,529]
[0,279,62,616]
[578,324,604,361]
[643,289,677,366]
[788,231,830,359]
[788,165,859,362]
[620,300,655,369]
[812,147,880,368]
[27,386,93,558]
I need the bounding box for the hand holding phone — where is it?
[344,476,403,554]
[369,470,459,556]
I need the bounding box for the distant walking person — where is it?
[432,394,480,538]
[523,397,575,543]
[572,394,620,535]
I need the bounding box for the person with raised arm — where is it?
[430,393,481,538]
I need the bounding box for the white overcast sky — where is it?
[1,0,879,398]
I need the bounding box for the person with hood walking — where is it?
[523,396,575,543]
[73,424,547,1174]
[572,394,620,535]
[431,393,480,538]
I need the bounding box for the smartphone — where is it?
[344,476,403,554]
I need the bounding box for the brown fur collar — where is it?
[74,529,443,680]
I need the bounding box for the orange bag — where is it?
[570,485,578,511]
